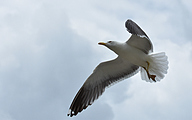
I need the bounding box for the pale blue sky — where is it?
[0,0,192,120]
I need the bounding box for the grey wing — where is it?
[67,56,139,117]
[125,19,153,54]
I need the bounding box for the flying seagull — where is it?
[67,19,168,117]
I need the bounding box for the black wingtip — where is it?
[67,113,70,117]
[125,19,149,39]
[67,87,89,117]
[125,19,133,29]
[67,109,76,117]
[67,110,71,117]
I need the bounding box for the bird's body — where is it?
[109,41,148,68]
[67,19,168,117]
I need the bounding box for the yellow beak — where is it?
[98,42,106,45]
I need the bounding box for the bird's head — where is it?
[98,41,116,47]
[98,41,122,54]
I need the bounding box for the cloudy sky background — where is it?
[0,0,192,120]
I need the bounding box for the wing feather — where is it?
[125,19,153,54]
[67,57,139,117]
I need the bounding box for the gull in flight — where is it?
[67,19,168,117]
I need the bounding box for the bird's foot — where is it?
[144,61,156,82]
[149,74,156,82]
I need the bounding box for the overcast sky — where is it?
[0,0,192,120]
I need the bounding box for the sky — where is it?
[0,0,192,120]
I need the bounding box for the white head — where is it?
[98,41,123,54]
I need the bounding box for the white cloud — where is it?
[0,0,192,120]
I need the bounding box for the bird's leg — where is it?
[146,61,149,70]
[144,61,156,82]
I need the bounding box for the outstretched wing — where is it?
[125,19,153,54]
[67,56,139,117]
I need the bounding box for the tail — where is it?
[140,52,168,83]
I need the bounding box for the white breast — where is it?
[114,43,148,68]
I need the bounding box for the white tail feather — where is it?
[140,52,168,83]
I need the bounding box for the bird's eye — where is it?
[108,41,112,43]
